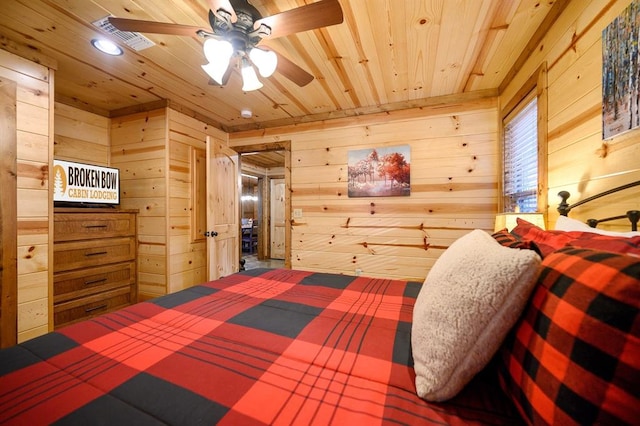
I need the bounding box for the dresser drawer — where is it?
[54,286,134,328]
[53,209,138,329]
[54,262,136,303]
[54,212,136,242]
[54,237,136,273]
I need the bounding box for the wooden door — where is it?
[270,178,285,259]
[206,137,239,280]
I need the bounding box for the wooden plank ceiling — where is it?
[0,0,563,134]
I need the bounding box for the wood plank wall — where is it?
[110,109,168,300]
[168,111,227,293]
[167,109,208,294]
[0,49,53,342]
[231,97,499,281]
[502,0,640,229]
[54,103,110,165]
[110,107,226,300]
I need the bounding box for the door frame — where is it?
[269,177,286,259]
[233,142,291,269]
[0,79,17,347]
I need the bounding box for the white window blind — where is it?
[503,97,538,212]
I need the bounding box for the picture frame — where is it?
[602,0,640,139]
[347,145,410,197]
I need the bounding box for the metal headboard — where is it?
[557,180,640,232]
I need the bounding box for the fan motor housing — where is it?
[208,0,264,50]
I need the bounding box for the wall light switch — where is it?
[293,208,303,218]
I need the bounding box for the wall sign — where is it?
[53,160,120,205]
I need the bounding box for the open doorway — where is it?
[237,143,291,270]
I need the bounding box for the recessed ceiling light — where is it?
[91,38,123,56]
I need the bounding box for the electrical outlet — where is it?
[293,208,303,218]
[355,268,362,276]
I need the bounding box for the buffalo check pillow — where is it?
[498,246,640,425]
[511,218,640,257]
[491,229,533,250]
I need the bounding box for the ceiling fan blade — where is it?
[108,17,206,37]
[255,0,343,39]
[272,51,314,87]
[208,0,237,22]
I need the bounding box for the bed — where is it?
[0,268,521,425]
[1,182,638,425]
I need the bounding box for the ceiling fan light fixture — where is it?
[107,0,344,88]
[249,48,277,77]
[241,61,263,91]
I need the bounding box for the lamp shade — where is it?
[249,48,277,77]
[202,63,228,85]
[203,38,233,63]
[241,63,263,91]
[494,212,545,232]
[201,39,233,84]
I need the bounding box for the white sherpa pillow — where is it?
[411,229,541,401]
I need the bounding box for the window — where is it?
[500,63,547,218]
[503,95,538,212]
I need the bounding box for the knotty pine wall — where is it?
[110,108,226,300]
[502,0,640,228]
[231,97,499,281]
[0,49,53,343]
[167,109,214,294]
[111,109,168,300]
[54,102,110,165]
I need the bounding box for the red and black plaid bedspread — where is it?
[0,268,520,425]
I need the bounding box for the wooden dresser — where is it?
[53,208,138,328]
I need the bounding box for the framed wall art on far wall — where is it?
[347,145,410,198]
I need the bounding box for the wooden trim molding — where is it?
[284,148,291,269]
[536,63,549,217]
[0,78,18,348]
[234,142,292,266]
[190,147,207,243]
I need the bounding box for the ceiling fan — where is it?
[108,0,343,91]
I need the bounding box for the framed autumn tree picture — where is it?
[347,145,410,197]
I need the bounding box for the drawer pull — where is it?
[85,251,107,257]
[84,224,108,229]
[84,278,107,286]
[85,304,108,313]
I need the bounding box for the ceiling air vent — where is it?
[92,16,155,51]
